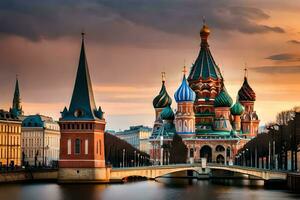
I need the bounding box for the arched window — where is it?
[96,141,99,154]
[67,139,71,155]
[215,145,225,152]
[75,139,80,154]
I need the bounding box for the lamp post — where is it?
[122,149,125,168]
[134,150,136,167]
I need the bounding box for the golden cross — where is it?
[182,65,187,75]
[161,72,166,82]
[244,62,248,78]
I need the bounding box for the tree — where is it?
[276,106,300,126]
[169,133,187,164]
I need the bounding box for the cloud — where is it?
[265,53,300,62]
[288,40,300,45]
[251,66,300,74]
[0,0,285,44]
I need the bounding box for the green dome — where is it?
[160,106,175,121]
[214,89,233,107]
[153,81,172,108]
[230,101,245,115]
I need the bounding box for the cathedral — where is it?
[150,23,260,165]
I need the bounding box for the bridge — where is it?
[109,164,287,182]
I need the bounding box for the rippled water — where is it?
[0,179,299,200]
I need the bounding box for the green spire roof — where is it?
[230,99,245,115]
[61,33,103,121]
[214,88,233,107]
[188,24,222,81]
[11,76,23,116]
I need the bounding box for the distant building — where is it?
[115,126,152,154]
[21,115,60,166]
[0,110,22,167]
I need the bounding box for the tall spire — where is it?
[64,33,103,120]
[11,75,23,116]
[188,21,222,81]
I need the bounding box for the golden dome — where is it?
[200,24,210,35]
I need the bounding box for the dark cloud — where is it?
[0,0,285,44]
[288,40,300,45]
[251,66,300,74]
[265,53,300,62]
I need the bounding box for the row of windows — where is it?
[0,135,20,145]
[0,125,21,134]
[23,148,59,159]
[0,148,19,159]
[22,136,60,148]
[67,138,102,156]
[62,123,94,130]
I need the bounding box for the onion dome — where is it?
[153,72,172,108]
[238,76,256,101]
[230,99,245,116]
[160,106,175,121]
[214,88,233,107]
[174,66,196,102]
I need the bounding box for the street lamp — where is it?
[134,150,136,167]
[122,149,125,168]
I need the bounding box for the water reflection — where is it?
[0,179,299,200]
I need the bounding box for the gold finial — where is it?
[161,72,166,82]
[81,31,85,40]
[182,65,187,76]
[244,63,248,78]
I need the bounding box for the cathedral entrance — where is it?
[216,154,225,164]
[200,145,212,163]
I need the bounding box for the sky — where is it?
[0,0,300,131]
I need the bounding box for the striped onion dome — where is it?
[238,77,256,101]
[174,74,196,102]
[153,79,172,108]
[214,88,233,107]
[230,99,245,116]
[160,105,175,121]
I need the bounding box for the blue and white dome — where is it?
[174,74,196,102]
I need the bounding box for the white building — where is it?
[21,115,60,167]
[115,126,152,154]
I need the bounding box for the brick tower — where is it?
[58,33,109,183]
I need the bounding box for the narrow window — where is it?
[85,139,88,155]
[67,139,71,155]
[99,139,101,155]
[96,141,99,154]
[75,139,80,154]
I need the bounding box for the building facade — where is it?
[21,115,60,166]
[150,23,259,165]
[58,33,109,182]
[0,110,22,167]
[115,126,152,154]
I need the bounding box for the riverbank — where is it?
[0,169,57,183]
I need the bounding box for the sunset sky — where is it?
[0,0,300,131]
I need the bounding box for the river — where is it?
[0,178,299,200]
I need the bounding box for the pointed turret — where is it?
[61,33,103,120]
[11,76,23,117]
